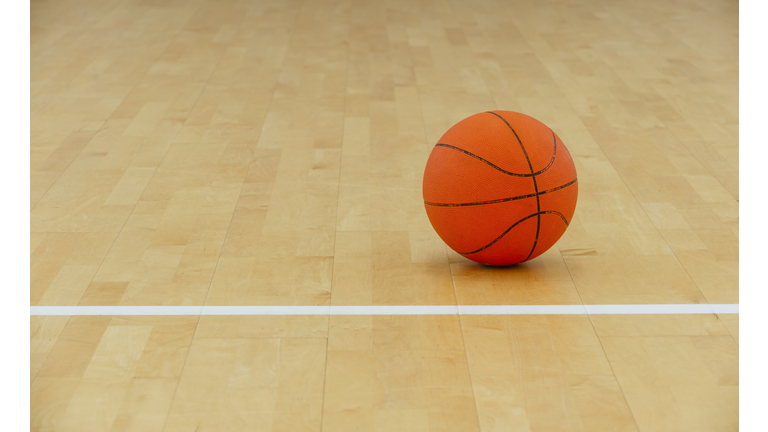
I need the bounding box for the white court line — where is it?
[31,306,205,316]
[585,304,740,314]
[30,304,739,316]
[201,306,462,315]
[459,305,587,314]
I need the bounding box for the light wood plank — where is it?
[323,315,481,432]
[592,315,738,432]
[30,0,738,429]
[462,315,638,432]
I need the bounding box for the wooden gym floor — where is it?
[30,0,738,430]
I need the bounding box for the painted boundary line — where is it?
[30,304,739,316]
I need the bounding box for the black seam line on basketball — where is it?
[457,211,569,256]
[484,111,542,261]
[423,178,577,207]
[434,143,556,177]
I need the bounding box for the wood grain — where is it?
[31,0,738,430]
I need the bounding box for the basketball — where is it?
[422,111,578,266]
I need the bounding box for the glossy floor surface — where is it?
[31,0,738,430]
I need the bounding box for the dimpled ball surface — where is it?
[422,111,578,266]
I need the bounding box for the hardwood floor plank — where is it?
[30,0,738,429]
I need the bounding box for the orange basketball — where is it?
[422,111,578,266]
